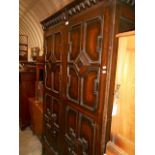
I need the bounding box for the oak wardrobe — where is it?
[41,0,135,155]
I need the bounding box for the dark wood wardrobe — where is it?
[40,0,135,155]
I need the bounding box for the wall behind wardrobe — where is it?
[19,0,73,60]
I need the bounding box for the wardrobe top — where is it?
[40,0,135,30]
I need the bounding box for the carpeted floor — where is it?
[19,127,42,155]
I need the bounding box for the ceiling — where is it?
[19,0,73,51]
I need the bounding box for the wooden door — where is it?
[44,23,66,155]
[62,5,107,155]
[106,31,135,155]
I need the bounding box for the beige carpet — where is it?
[19,127,42,155]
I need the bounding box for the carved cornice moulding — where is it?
[40,0,134,30]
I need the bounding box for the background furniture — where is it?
[19,35,28,62]
[35,62,44,102]
[31,47,40,61]
[41,0,135,155]
[28,61,44,136]
[106,31,135,155]
[19,66,36,130]
[29,98,43,137]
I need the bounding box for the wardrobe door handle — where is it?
[93,80,98,95]
[97,36,102,53]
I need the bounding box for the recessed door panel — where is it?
[64,106,78,155]
[81,68,100,111]
[44,94,61,155]
[44,94,52,145]
[46,35,53,61]
[65,106,78,140]
[50,83,61,152]
[45,63,52,89]
[69,24,82,61]
[52,97,60,128]
[44,94,52,114]
[54,32,61,61]
[78,114,96,155]
[85,17,102,63]
[50,31,62,94]
[67,66,80,104]
[52,64,61,93]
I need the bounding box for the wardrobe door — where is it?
[63,4,107,155]
[43,24,66,155]
[41,0,135,154]
[109,32,135,155]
